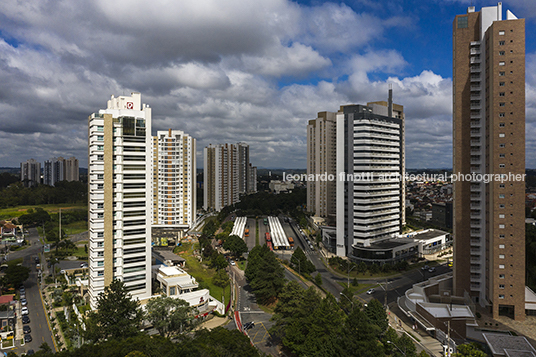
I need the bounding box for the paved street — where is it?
[6,228,56,355]
[228,264,279,356]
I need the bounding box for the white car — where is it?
[366,288,375,295]
[21,307,29,315]
[230,261,236,266]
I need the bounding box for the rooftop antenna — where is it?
[388,84,393,118]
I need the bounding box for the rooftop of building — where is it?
[483,333,536,357]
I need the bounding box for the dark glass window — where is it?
[457,17,468,28]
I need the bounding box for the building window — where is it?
[499,30,505,35]
[97,174,104,179]
[499,254,505,259]
[499,224,505,229]
[499,244,505,248]
[457,16,468,28]
[98,261,104,267]
[97,126,104,131]
[499,184,505,188]
[499,294,505,299]
[97,155,104,161]
[97,135,104,141]
[499,51,505,56]
[499,103,505,107]
[499,274,505,279]
[499,164,505,168]
[499,284,505,289]
[499,41,505,45]
[499,71,505,76]
[499,265,505,269]
[499,133,505,137]
[499,62,505,66]
[97,242,104,247]
[499,144,505,148]
[499,92,505,97]
[169,287,176,295]
[499,234,505,238]
[98,271,104,276]
[499,82,505,86]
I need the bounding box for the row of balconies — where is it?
[353,226,399,238]
[353,139,400,147]
[353,214,400,224]
[353,126,399,135]
[355,146,400,152]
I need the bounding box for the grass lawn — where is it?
[174,243,231,306]
[237,260,246,271]
[6,258,23,267]
[63,221,88,236]
[337,281,375,295]
[0,203,87,220]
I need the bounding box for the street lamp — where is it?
[291,255,301,276]
[339,292,354,310]
[347,263,357,288]
[387,340,406,356]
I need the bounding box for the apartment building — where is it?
[335,91,405,257]
[203,143,256,212]
[152,129,196,233]
[307,111,337,223]
[20,159,41,187]
[88,92,152,309]
[453,3,525,320]
[43,157,79,186]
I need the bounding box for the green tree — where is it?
[84,279,144,342]
[369,263,380,275]
[342,307,384,357]
[453,342,488,357]
[212,269,229,288]
[222,234,248,258]
[3,265,30,287]
[250,250,285,304]
[210,253,228,270]
[290,247,315,275]
[314,273,323,286]
[365,298,388,333]
[145,296,196,338]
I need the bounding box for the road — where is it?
[8,228,56,355]
[227,264,279,356]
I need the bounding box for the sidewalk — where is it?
[388,302,445,357]
[195,316,229,331]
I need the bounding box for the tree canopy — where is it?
[246,244,286,304]
[84,279,144,343]
[145,296,197,338]
[222,234,248,258]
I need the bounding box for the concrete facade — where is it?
[152,129,196,236]
[88,92,152,309]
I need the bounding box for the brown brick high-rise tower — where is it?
[453,3,525,320]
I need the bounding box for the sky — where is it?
[0,0,535,170]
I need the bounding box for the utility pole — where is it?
[446,320,451,357]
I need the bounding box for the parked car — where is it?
[23,325,31,334]
[421,265,429,271]
[367,288,375,295]
[24,334,32,343]
[22,315,30,324]
[428,267,436,273]
[230,261,236,266]
[21,298,27,306]
[20,293,25,299]
[21,307,29,315]
[80,263,88,268]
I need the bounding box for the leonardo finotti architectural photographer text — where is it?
[283,172,526,183]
